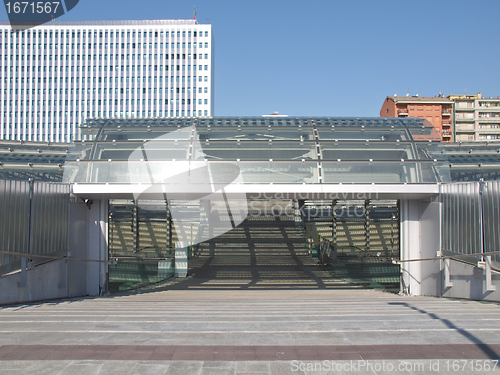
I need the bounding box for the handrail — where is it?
[395,250,499,293]
[393,250,500,263]
[0,250,116,264]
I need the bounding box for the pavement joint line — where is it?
[2,328,500,334]
[0,344,499,361]
[2,320,500,324]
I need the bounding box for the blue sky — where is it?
[2,0,499,117]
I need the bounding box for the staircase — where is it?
[177,206,362,290]
[108,204,175,292]
[301,199,401,291]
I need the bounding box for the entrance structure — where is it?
[62,116,452,294]
[2,116,499,302]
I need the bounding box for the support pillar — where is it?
[87,199,108,295]
[365,200,370,255]
[332,200,337,250]
[400,199,421,296]
[132,202,139,253]
[175,241,188,278]
[165,200,172,249]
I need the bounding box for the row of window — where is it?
[2,86,209,95]
[2,42,210,50]
[2,109,209,119]
[0,30,210,38]
[479,112,500,118]
[2,53,210,62]
[478,134,500,140]
[4,103,207,119]
[0,87,208,97]
[3,75,209,84]
[3,64,209,73]
[4,98,209,106]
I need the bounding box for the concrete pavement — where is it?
[1,287,500,374]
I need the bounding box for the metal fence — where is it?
[483,181,500,258]
[441,180,500,262]
[0,179,70,276]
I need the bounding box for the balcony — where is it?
[397,110,408,117]
[455,102,475,111]
[442,130,452,137]
[442,111,452,116]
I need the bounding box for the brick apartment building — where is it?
[380,95,453,142]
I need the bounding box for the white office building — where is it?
[0,20,214,142]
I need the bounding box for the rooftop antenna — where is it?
[406,88,410,97]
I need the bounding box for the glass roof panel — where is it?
[416,143,449,161]
[0,141,69,164]
[407,123,442,141]
[446,153,500,164]
[195,126,315,141]
[314,117,423,128]
[321,160,450,183]
[316,127,411,141]
[195,141,318,160]
[322,161,419,183]
[66,142,93,161]
[320,141,415,161]
[92,141,191,161]
[238,161,318,184]
[98,127,190,142]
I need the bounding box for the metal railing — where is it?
[393,250,499,293]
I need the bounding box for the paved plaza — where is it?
[1,246,500,374]
[1,283,500,374]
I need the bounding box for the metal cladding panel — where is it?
[440,182,481,256]
[0,180,70,275]
[31,182,70,258]
[483,180,500,261]
[0,180,30,274]
[440,180,499,262]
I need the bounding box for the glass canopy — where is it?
[0,140,69,182]
[2,117,499,184]
[63,117,452,185]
